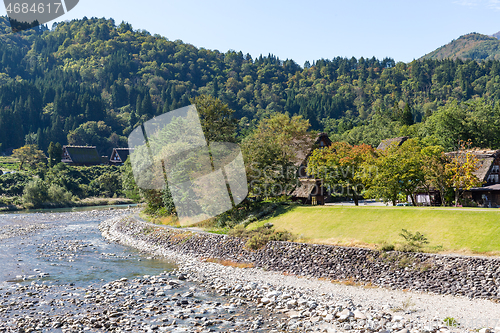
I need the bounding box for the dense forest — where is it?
[2,16,500,156]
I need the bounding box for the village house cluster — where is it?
[61,137,500,208]
[61,146,134,166]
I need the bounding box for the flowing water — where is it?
[0,207,283,332]
[0,207,175,288]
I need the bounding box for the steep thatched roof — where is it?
[445,149,500,182]
[110,148,134,163]
[292,132,332,167]
[62,146,101,165]
[377,136,409,150]
[290,179,321,198]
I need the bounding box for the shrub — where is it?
[246,233,269,250]
[399,229,429,248]
[229,225,294,250]
[22,179,49,208]
[395,243,419,253]
[269,230,294,242]
[380,243,395,252]
[47,184,72,203]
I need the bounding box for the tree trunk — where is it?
[439,189,446,206]
[353,194,359,206]
[409,193,417,206]
[455,188,459,207]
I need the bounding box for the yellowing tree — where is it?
[446,140,483,207]
[12,145,46,170]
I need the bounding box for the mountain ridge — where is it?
[421,32,500,61]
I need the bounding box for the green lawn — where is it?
[251,205,500,254]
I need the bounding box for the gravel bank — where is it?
[0,209,289,332]
[100,215,500,333]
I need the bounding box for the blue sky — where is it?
[2,0,500,65]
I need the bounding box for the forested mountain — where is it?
[2,16,500,155]
[421,33,500,61]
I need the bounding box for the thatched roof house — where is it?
[110,148,134,165]
[292,132,332,177]
[446,149,500,207]
[377,136,409,150]
[445,149,500,184]
[289,132,332,205]
[61,146,102,166]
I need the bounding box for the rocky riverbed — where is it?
[98,215,500,333]
[0,208,291,332]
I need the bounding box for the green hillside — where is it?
[3,17,500,156]
[421,32,500,61]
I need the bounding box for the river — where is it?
[0,207,282,332]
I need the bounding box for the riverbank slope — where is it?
[100,215,500,332]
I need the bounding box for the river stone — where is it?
[286,300,297,309]
[260,297,271,304]
[353,309,367,320]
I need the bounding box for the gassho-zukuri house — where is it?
[61,146,108,166]
[448,149,500,208]
[109,148,134,166]
[289,132,332,205]
[413,149,500,207]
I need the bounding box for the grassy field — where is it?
[249,205,500,254]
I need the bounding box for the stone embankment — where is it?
[100,215,500,333]
[102,216,500,301]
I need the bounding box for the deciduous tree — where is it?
[12,145,46,170]
[446,140,483,206]
[307,142,376,205]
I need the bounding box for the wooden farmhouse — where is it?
[109,148,134,166]
[412,149,500,207]
[289,132,332,205]
[449,149,500,207]
[61,146,106,166]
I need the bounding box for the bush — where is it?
[0,173,32,196]
[269,230,294,242]
[22,179,49,208]
[395,243,419,253]
[380,243,395,252]
[47,184,72,203]
[399,229,429,248]
[22,179,73,208]
[246,233,269,250]
[229,225,295,250]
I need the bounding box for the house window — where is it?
[493,165,500,173]
[488,174,499,183]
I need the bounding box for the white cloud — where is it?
[453,0,481,6]
[488,0,500,10]
[453,0,500,10]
